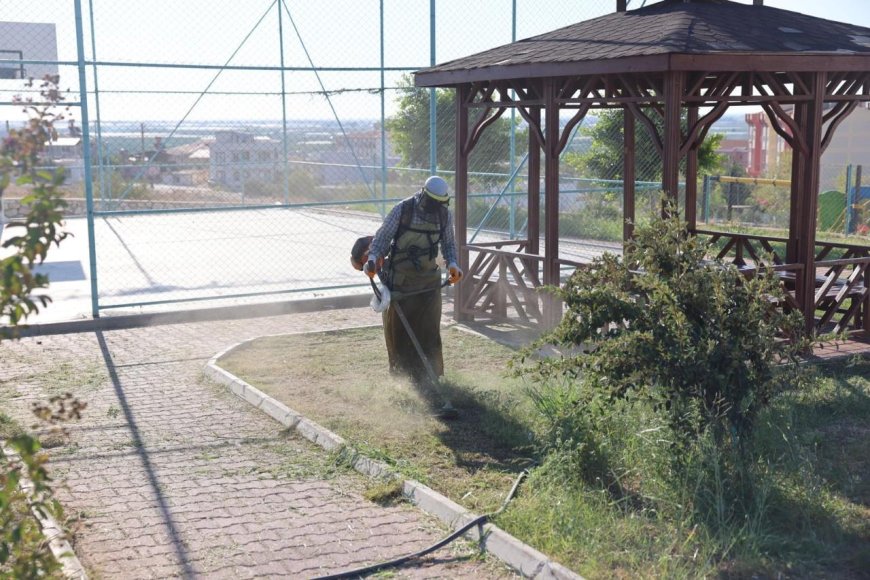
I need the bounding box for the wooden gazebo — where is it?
[415,0,870,336]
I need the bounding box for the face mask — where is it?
[421,192,448,215]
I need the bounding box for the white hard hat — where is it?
[423,176,450,202]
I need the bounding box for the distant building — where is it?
[745,103,870,187]
[301,128,399,185]
[208,130,282,190]
[163,139,212,166]
[161,138,211,185]
[43,135,96,184]
[44,136,85,161]
[745,111,784,177]
[716,137,749,170]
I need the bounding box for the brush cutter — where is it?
[369,275,457,418]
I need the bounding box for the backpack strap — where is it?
[394,196,416,240]
[388,195,448,270]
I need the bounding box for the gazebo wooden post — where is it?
[685,106,699,232]
[623,106,636,241]
[661,71,684,214]
[527,107,541,257]
[543,80,561,326]
[787,107,806,266]
[454,83,471,322]
[795,72,826,334]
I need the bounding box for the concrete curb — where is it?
[2,293,371,338]
[1,442,88,579]
[204,335,582,580]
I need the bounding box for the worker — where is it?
[364,175,463,412]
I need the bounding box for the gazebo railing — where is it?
[812,257,869,335]
[815,239,870,262]
[461,232,868,337]
[697,229,869,336]
[696,229,788,267]
[462,240,546,323]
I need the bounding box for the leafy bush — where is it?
[510,210,820,574]
[529,210,805,450]
[1,76,69,333]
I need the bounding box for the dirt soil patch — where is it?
[218,325,537,514]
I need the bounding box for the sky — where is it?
[1,0,869,125]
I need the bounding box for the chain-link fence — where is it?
[1,0,622,316]
[697,162,870,245]
[2,1,867,317]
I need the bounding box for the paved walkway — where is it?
[0,308,514,579]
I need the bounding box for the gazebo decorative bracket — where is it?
[557,104,592,155]
[464,105,507,156]
[626,102,664,155]
[761,100,809,155]
[463,83,507,155]
[820,72,869,152]
[821,100,858,153]
[465,80,547,151]
[614,76,664,154]
[680,100,729,156]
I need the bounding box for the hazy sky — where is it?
[1,0,869,124]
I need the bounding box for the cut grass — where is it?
[0,360,106,401]
[218,325,535,514]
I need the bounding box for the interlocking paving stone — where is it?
[0,309,515,579]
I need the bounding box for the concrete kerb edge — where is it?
[204,333,583,580]
[2,293,372,338]
[1,442,88,580]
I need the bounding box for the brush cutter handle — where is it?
[369,277,382,301]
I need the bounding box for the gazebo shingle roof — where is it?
[416,0,870,85]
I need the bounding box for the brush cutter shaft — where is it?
[391,299,440,386]
[370,276,450,386]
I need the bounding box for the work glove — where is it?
[448,264,463,285]
[364,259,378,279]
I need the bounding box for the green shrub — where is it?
[1,75,83,577]
[527,209,805,452]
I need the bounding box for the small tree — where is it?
[1,76,70,334]
[385,75,527,180]
[563,109,724,182]
[1,75,81,577]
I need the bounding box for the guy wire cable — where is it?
[312,469,529,580]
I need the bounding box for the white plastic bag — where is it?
[369,284,391,313]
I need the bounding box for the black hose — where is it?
[311,470,528,580]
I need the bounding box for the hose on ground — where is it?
[311,469,529,580]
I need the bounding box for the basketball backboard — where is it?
[0,22,58,81]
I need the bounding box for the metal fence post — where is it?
[429,0,437,175]
[75,0,100,318]
[380,0,387,217]
[844,163,856,235]
[87,0,107,211]
[277,0,290,205]
[509,0,517,239]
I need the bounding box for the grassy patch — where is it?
[0,413,24,441]
[219,325,870,578]
[218,325,535,513]
[500,357,870,578]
